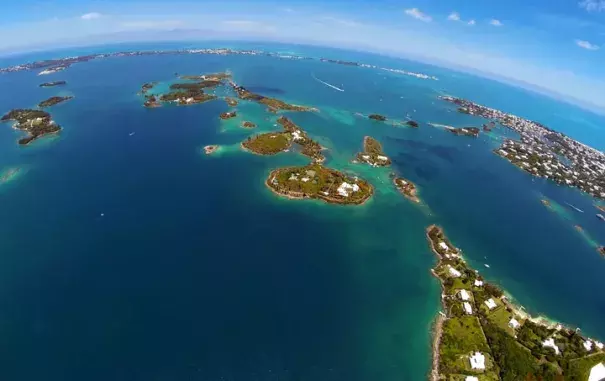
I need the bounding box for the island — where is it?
[220,111,237,120]
[203,145,219,155]
[143,95,161,108]
[266,164,373,205]
[277,116,324,162]
[38,96,73,108]
[39,81,66,87]
[406,120,419,128]
[241,132,292,155]
[446,126,480,137]
[231,81,312,113]
[1,109,61,145]
[141,82,157,94]
[241,121,256,129]
[393,176,420,203]
[225,97,239,107]
[599,246,605,257]
[427,225,605,380]
[541,199,553,209]
[38,66,67,75]
[355,136,391,167]
[369,114,387,122]
[483,121,496,132]
[441,96,605,200]
[158,90,217,105]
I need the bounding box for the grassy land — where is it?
[566,353,605,380]
[242,132,292,155]
[440,316,491,375]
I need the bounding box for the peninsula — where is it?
[277,116,324,162]
[266,164,373,205]
[39,81,66,87]
[446,126,480,137]
[441,96,605,200]
[231,81,312,112]
[1,109,61,145]
[355,136,391,167]
[38,96,73,108]
[393,176,420,203]
[427,225,605,380]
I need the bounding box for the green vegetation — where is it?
[38,96,73,108]
[159,90,217,105]
[267,164,373,205]
[1,109,61,145]
[426,225,605,381]
[242,132,292,155]
[393,177,420,203]
[355,136,391,167]
[220,111,237,120]
[368,114,387,121]
[233,85,311,112]
[277,116,324,162]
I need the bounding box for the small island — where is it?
[143,95,161,108]
[1,109,61,145]
[38,96,73,108]
[39,81,66,87]
[225,97,239,107]
[393,176,420,203]
[231,82,311,113]
[483,121,496,132]
[406,120,419,128]
[266,164,373,205]
[541,199,552,208]
[203,145,219,155]
[141,82,157,94]
[446,126,480,137]
[277,116,324,162]
[369,114,387,122]
[241,121,256,129]
[427,225,605,381]
[220,111,237,120]
[242,132,292,155]
[355,136,391,167]
[599,246,605,257]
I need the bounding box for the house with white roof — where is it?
[463,302,473,315]
[484,298,497,310]
[469,352,485,370]
[509,318,520,329]
[448,266,461,278]
[439,242,449,251]
[465,377,479,381]
[584,340,593,352]
[459,289,470,301]
[542,338,560,355]
[474,279,483,287]
[589,363,605,381]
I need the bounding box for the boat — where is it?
[597,214,605,221]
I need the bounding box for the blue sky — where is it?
[3,0,605,109]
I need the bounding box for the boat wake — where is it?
[565,202,584,213]
[312,73,344,92]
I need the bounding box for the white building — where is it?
[469,352,486,370]
[596,341,604,350]
[474,279,484,287]
[448,266,462,278]
[589,363,605,381]
[542,338,560,355]
[484,298,497,310]
[459,289,470,301]
[337,182,360,197]
[377,155,389,161]
[509,318,520,329]
[465,377,479,381]
[584,340,593,352]
[463,302,473,315]
[439,242,449,251]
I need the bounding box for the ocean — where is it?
[0,41,603,381]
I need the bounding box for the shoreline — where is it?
[426,225,446,381]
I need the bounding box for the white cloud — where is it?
[575,39,600,50]
[221,20,277,33]
[447,12,461,21]
[404,8,432,22]
[321,16,361,27]
[468,19,476,26]
[489,19,503,27]
[81,12,102,20]
[579,0,605,12]
[120,20,184,29]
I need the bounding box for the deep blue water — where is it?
[0,42,604,381]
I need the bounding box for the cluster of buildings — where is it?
[441,96,605,200]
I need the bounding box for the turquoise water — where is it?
[0,42,604,381]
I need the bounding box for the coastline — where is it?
[426,225,446,381]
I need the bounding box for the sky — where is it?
[3,0,605,110]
